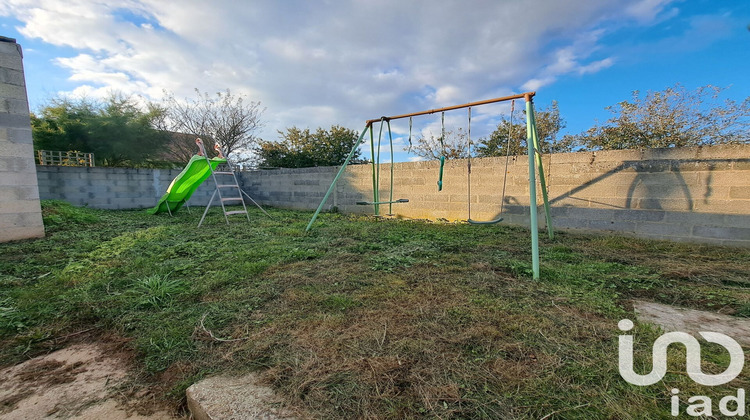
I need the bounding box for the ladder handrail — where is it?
[195,138,251,227]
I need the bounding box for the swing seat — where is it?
[356,199,409,205]
[467,217,504,225]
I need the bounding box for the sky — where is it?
[1,0,748,163]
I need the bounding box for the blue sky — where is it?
[1,0,748,162]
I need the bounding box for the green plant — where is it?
[0,298,26,334]
[131,274,186,308]
[41,200,100,230]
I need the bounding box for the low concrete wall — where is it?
[37,166,220,210]
[242,144,750,247]
[0,37,44,242]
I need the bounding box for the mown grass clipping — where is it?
[1,201,749,419]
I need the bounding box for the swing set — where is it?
[305,92,553,279]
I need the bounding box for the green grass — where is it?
[1,200,749,418]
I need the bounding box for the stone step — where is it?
[186,374,298,420]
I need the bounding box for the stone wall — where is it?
[0,37,44,242]
[242,144,750,247]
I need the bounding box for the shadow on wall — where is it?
[548,158,746,211]
[545,157,750,245]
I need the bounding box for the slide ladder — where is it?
[197,143,250,227]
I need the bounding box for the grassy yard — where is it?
[1,201,750,419]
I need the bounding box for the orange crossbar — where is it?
[365,91,535,126]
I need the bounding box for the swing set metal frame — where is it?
[305,92,553,279]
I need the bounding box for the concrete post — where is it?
[0,36,44,242]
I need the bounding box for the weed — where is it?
[131,274,186,309]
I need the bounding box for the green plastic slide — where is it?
[148,155,227,215]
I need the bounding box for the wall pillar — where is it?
[0,36,44,242]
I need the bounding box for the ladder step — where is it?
[221,197,243,202]
[217,184,238,188]
[213,171,234,175]
[225,210,247,215]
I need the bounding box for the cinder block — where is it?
[582,197,630,209]
[0,156,34,172]
[613,210,665,222]
[0,68,25,86]
[0,211,43,227]
[693,225,750,241]
[1,98,29,115]
[636,198,695,211]
[724,214,750,228]
[729,187,750,200]
[589,219,637,232]
[694,199,749,214]
[0,225,45,242]
[699,172,749,187]
[0,42,21,55]
[0,199,41,214]
[554,217,591,229]
[635,221,691,236]
[550,151,598,164]
[0,170,40,187]
[0,53,24,71]
[721,239,750,248]
[0,185,38,200]
[3,142,33,158]
[700,145,750,159]
[675,160,733,172]
[568,207,617,221]
[665,211,726,226]
[0,83,26,100]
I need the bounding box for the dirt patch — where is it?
[0,341,177,419]
[633,300,750,345]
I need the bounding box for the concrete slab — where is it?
[634,300,750,346]
[186,374,299,420]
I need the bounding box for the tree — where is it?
[409,128,470,160]
[160,89,264,162]
[31,94,170,166]
[475,101,570,157]
[575,84,750,150]
[255,125,363,168]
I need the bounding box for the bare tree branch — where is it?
[160,89,265,162]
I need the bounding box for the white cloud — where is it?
[625,0,680,23]
[578,58,615,75]
[0,0,684,141]
[522,78,555,92]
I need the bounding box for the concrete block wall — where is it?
[0,37,44,242]
[546,145,750,246]
[37,166,222,210]
[241,144,750,247]
[31,144,749,246]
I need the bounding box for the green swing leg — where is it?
[306,125,371,232]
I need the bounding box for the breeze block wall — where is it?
[0,37,44,242]
[37,166,220,210]
[241,144,750,247]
